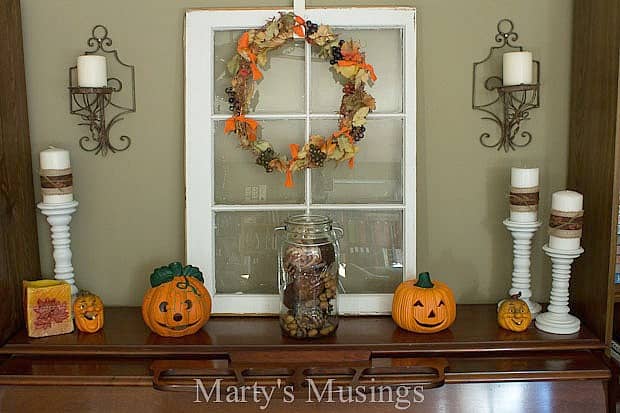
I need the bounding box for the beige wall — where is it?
[20,0,573,306]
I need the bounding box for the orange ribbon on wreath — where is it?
[293,16,306,38]
[285,143,300,188]
[237,32,263,80]
[337,60,378,82]
[224,115,258,142]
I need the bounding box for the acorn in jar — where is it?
[276,214,342,339]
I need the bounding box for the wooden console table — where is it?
[0,305,613,412]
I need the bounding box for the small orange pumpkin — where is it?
[73,290,104,333]
[497,293,531,332]
[142,262,212,337]
[392,272,456,333]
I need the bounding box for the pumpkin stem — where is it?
[414,272,434,288]
[176,275,201,296]
[511,292,522,300]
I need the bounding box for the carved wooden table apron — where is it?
[0,305,612,412]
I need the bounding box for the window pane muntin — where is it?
[309,28,403,114]
[313,209,404,294]
[214,210,304,294]
[309,118,404,204]
[214,119,306,204]
[213,30,306,115]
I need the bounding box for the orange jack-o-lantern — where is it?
[392,272,456,333]
[142,262,212,337]
[73,290,104,333]
[497,293,531,332]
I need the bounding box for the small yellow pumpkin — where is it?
[392,272,456,333]
[142,262,212,337]
[73,290,104,333]
[497,293,531,332]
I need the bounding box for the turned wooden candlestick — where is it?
[37,200,79,296]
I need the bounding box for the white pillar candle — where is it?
[40,147,73,204]
[509,167,539,222]
[40,146,70,170]
[77,55,107,87]
[502,51,533,86]
[549,190,583,250]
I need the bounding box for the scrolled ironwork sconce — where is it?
[472,19,540,152]
[68,25,135,156]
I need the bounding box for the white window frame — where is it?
[185,7,416,315]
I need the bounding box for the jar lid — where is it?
[284,214,332,235]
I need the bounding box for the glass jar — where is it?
[276,214,342,339]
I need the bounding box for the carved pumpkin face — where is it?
[392,272,456,333]
[73,291,104,333]
[498,294,531,332]
[142,263,211,337]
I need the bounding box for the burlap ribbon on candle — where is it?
[549,209,584,238]
[40,168,73,195]
[509,186,539,212]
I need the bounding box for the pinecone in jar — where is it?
[293,269,324,302]
[297,305,326,331]
[284,245,323,271]
[318,243,336,266]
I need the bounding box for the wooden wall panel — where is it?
[568,0,620,343]
[0,0,40,345]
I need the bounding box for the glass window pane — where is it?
[214,30,305,114]
[214,120,306,204]
[313,209,403,293]
[215,210,303,294]
[310,29,403,114]
[311,118,403,204]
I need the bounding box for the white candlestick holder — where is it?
[535,244,584,335]
[502,219,542,318]
[37,200,79,296]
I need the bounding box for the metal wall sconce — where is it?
[472,19,540,152]
[68,25,135,156]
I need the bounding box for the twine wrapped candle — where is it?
[40,147,73,204]
[548,190,583,250]
[509,167,539,222]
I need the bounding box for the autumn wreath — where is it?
[224,12,377,187]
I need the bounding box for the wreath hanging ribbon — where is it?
[223,12,377,187]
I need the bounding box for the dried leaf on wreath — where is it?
[309,135,325,147]
[253,140,271,152]
[362,93,377,111]
[352,107,370,127]
[334,64,359,79]
[263,37,288,49]
[227,55,240,76]
[355,68,370,88]
[265,19,279,40]
[318,41,336,59]
[279,12,295,28]
[269,158,287,172]
[329,147,344,160]
[292,159,306,171]
[342,148,358,160]
[325,139,337,155]
[341,40,363,62]
[296,148,307,159]
[339,118,353,131]
[254,31,266,44]
[256,51,268,68]
[338,136,355,153]
[309,25,337,46]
